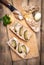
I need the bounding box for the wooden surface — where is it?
[7,12,39,61]
[0,0,42,65]
[41,0,44,65]
[8,0,40,61]
[0,5,12,65]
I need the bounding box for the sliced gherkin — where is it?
[19,26,23,36]
[11,40,17,49]
[14,23,18,32]
[21,45,27,54]
[18,43,22,53]
[24,30,29,40]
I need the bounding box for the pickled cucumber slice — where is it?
[11,40,17,49]
[21,45,27,54]
[14,23,18,32]
[19,26,23,36]
[14,22,22,33]
[24,30,29,40]
[18,43,22,53]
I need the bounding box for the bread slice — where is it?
[7,37,30,58]
[10,21,32,41]
[24,13,40,32]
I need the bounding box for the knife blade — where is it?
[0,0,23,20]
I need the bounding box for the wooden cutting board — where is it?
[7,12,39,61]
[2,1,39,61]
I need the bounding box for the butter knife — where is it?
[0,0,23,20]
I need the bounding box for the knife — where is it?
[0,0,23,20]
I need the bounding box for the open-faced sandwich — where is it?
[22,5,41,32]
[24,13,41,32]
[10,22,32,41]
[7,37,30,58]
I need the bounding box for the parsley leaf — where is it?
[0,14,11,26]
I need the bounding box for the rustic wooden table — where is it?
[0,0,44,65]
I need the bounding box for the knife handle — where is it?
[0,0,17,11]
[0,0,23,20]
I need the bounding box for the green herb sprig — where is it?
[0,14,11,26]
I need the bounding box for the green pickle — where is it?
[24,30,29,40]
[18,43,22,53]
[11,40,17,49]
[22,45,27,54]
[14,23,18,32]
[19,26,23,36]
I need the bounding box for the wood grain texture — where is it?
[27,57,40,65]
[0,0,41,65]
[13,60,27,65]
[0,24,12,65]
[41,0,44,65]
[0,4,12,65]
[7,0,39,61]
[13,57,40,65]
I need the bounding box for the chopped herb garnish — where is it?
[0,14,11,26]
